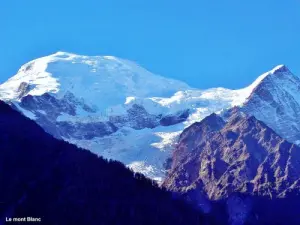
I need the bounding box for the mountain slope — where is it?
[164,112,300,198]
[163,112,300,224]
[0,52,193,181]
[239,65,300,144]
[1,52,300,181]
[0,100,213,225]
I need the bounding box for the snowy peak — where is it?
[260,64,296,84]
[52,51,79,57]
[245,64,299,100]
[271,64,291,74]
[0,52,190,109]
[240,65,300,144]
[241,65,294,97]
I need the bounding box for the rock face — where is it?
[165,112,300,199]
[164,112,300,224]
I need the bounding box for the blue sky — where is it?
[1,0,300,89]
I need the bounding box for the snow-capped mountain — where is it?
[1,52,299,182]
[239,65,300,145]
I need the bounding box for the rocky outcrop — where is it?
[165,112,300,198]
[164,112,300,224]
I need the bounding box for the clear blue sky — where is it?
[1,0,300,89]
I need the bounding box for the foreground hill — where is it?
[0,100,212,225]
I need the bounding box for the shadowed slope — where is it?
[0,100,212,225]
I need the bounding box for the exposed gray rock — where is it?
[13,92,189,142]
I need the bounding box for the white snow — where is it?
[66,124,183,182]
[0,51,190,110]
[0,51,281,120]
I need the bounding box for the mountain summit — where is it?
[0,51,189,107]
[240,64,300,144]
